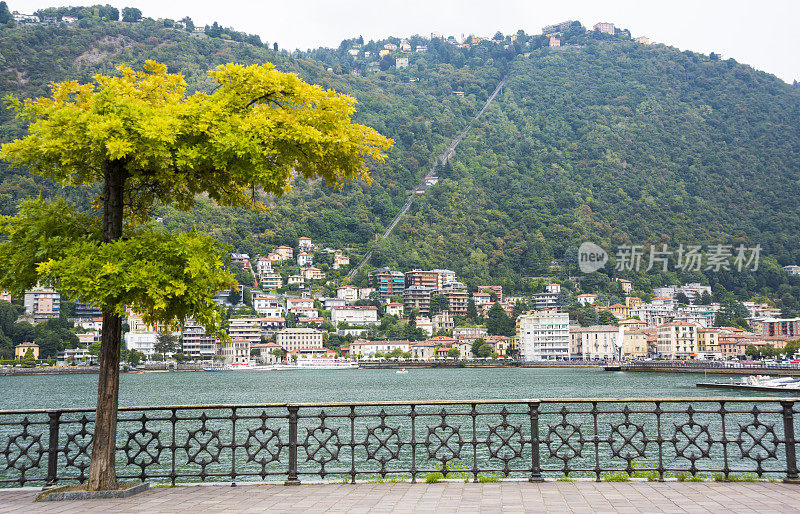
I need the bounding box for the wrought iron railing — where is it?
[1,398,798,487]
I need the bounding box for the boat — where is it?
[255,358,359,371]
[697,375,800,392]
[396,368,408,374]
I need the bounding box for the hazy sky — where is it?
[13,0,800,83]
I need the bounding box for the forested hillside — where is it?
[2,11,800,311]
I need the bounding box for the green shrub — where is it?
[425,472,443,484]
[602,471,630,482]
[478,475,501,483]
[675,472,703,482]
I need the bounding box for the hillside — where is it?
[2,14,800,312]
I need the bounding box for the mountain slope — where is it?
[1,17,800,309]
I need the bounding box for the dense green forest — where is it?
[2,9,800,313]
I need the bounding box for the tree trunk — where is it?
[87,159,127,491]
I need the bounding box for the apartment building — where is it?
[517,311,570,361]
[228,318,262,345]
[275,328,323,352]
[182,319,216,360]
[657,321,701,359]
[369,268,406,298]
[570,325,621,360]
[330,306,379,326]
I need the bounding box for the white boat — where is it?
[256,358,359,371]
[396,368,408,374]
[743,375,800,389]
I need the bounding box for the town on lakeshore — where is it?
[4,234,799,369]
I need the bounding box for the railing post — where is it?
[45,411,61,487]
[781,400,799,484]
[528,401,543,482]
[285,405,301,486]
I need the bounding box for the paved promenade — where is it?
[1,481,797,513]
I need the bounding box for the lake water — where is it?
[1,368,795,485]
[0,367,782,410]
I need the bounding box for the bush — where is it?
[425,472,443,484]
[602,471,630,482]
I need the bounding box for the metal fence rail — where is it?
[1,398,797,487]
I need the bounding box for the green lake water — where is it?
[0,367,784,410]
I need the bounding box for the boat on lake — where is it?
[697,375,800,392]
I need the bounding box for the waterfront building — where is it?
[349,340,410,358]
[218,337,250,364]
[485,335,512,358]
[125,331,158,357]
[182,319,216,360]
[251,341,282,364]
[409,340,437,360]
[656,321,701,359]
[57,348,89,365]
[14,342,39,359]
[517,311,570,361]
[276,328,323,352]
[570,325,621,360]
[621,329,649,359]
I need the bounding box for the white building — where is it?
[517,311,570,361]
[254,257,273,275]
[396,57,409,69]
[783,265,800,276]
[275,328,323,352]
[253,294,284,317]
[182,319,216,360]
[652,284,712,302]
[331,306,379,326]
[337,286,359,302]
[286,298,317,317]
[576,294,597,306]
[298,237,312,251]
[385,302,404,317]
[125,331,158,357]
[453,326,488,341]
[349,340,410,358]
[333,254,350,270]
[297,252,313,266]
[228,318,262,345]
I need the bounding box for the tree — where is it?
[127,350,144,365]
[272,347,285,360]
[0,1,13,26]
[151,352,164,362]
[447,348,460,358]
[173,352,188,362]
[745,344,760,359]
[154,333,180,355]
[88,341,102,356]
[0,61,390,490]
[675,292,690,305]
[21,347,36,368]
[121,7,141,22]
[486,303,514,336]
[429,294,449,316]
[598,310,619,326]
[466,299,478,320]
[471,338,493,358]
[699,291,713,305]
